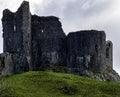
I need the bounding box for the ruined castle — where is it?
[0,1,120,81]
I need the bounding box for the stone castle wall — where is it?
[2,1,31,73]
[67,30,106,75]
[31,15,66,70]
[106,40,113,68]
[0,1,116,82]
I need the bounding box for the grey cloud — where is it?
[63,0,112,17]
[33,0,115,33]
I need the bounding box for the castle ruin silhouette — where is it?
[1,1,119,82]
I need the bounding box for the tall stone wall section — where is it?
[106,40,113,68]
[16,1,31,70]
[0,1,118,82]
[2,9,14,53]
[2,1,31,73]
[31,15,66,70]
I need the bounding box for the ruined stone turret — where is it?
[67,30,106,75]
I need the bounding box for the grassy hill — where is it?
[0,71,120,97]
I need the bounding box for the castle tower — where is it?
[2,1,31,73]
[67,30,106,75]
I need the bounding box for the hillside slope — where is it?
[0,71,120,97]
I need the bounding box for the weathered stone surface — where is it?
[16,1,31,70]
[0,53,14,76]
[0,54,5,74]
[31,15,66,70]
[12,53,29,73]
[106,40,113,68]
[67,30,106,75]
[2,1,31,73]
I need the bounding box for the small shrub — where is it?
[60,85,77,95]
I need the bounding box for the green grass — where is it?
[0,71,120,97]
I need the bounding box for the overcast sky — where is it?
[0,0,120,74]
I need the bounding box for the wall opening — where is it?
[14,25,16,32]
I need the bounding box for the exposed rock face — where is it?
[31,15,66,70]
[67,30,106,75]
[1,1,120,82]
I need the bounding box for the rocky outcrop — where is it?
[86,66,120,82]
[0,1,120,82]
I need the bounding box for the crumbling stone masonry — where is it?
[2,1,31,73]
[0,1,119,82]
[1,1,66,73]
[106,40,113,68]
[67,30,106,75]
[31,15,66,70]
